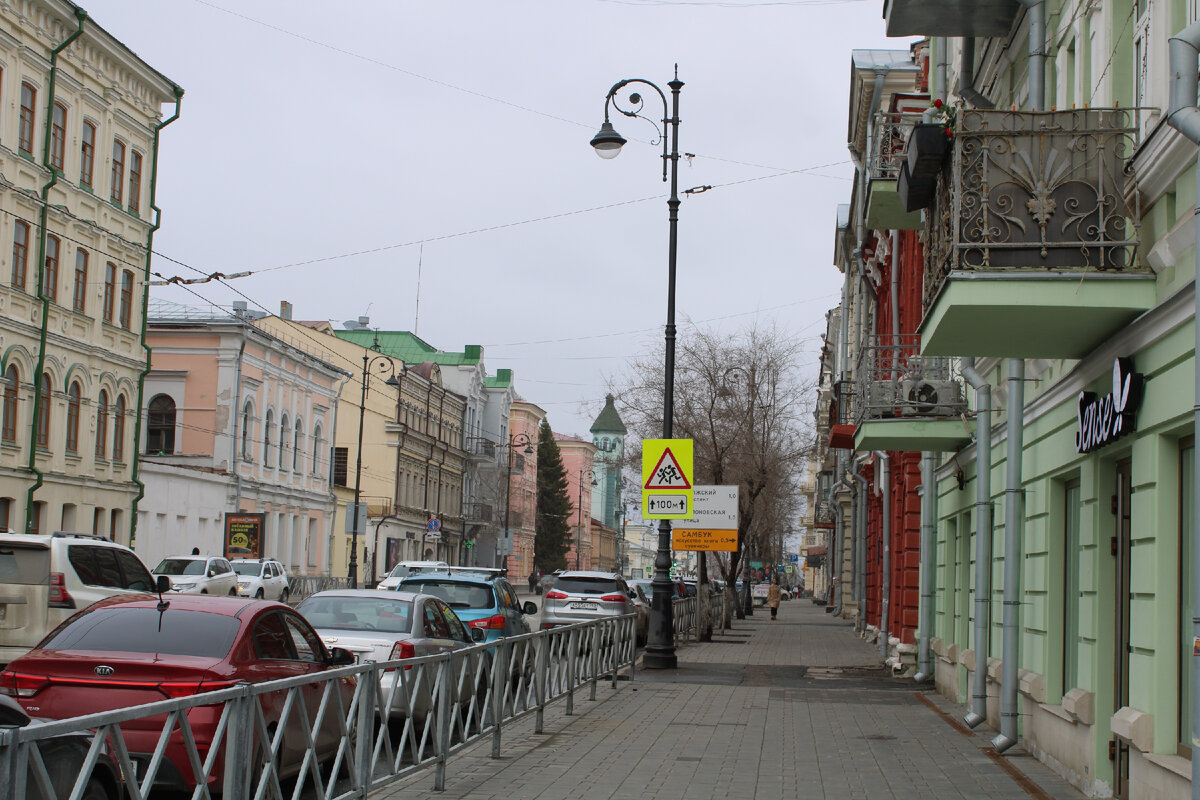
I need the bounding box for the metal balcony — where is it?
[852,335,970,452]
[465,437,497,460]
[866,111,927,231]
[463,502,494,523]
[920,108,1156,359]
[827,378,856,450]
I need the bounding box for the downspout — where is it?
[1165,19,1200,788]
[828,466,848,611]
[992,0,1040,753]
[230,325,248,511]
[131,87,183,547]
[327,371,352,574]
[914,451,936,682]
[890,229,900,362]
[960,357,994,728]
[959,38,996,109]
[24,10,87,533]
[992,358,1026,752]
[875,451,891,659]
[852,453,870,632]
[934,37,948,105]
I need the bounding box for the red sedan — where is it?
[0,594,356,792]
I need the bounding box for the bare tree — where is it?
[612,321,815,624]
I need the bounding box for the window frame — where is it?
[95,389,108,459]
[12,221,29,290]
[128,150,142,213]
[110,140,125,204]
[35,373,50,449]
[147,393,176,455]
[43,235,59,302]
[112,395,125,462]
[50,102,66,171]
[102,263,115,323]
[118,270,133,329]
[18,83,35,156]
[264,410,274,468]
[80,120,95,188]
[2,365,18,445]
[65,382,80,454]
[72,249,87,313]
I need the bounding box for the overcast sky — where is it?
[83,0,908,440]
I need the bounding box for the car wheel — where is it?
[279,588,289,604]
[228,587,238,596]
[80,775,111,800]
[255,589,264,599]
[200,589,208,594]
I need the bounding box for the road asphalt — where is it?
[373,597,1086,800]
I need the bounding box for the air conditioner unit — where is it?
[865,382,898,418]
[901,380,963,417]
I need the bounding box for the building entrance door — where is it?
[1112,459,1132,799]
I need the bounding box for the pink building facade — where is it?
[556,434,597,572]
[504,401,544,577]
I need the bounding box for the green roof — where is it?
[590,394,627,434]
[484,369,513,389]
[334,330,483,366]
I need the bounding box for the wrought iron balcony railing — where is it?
[923,107,1144,314]
[854,335,965,423]
[463,502,494,523]
[465,437,498,458]
[871,111,927,181]
[830,378,855,426]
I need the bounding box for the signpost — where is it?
[641,439,693,519]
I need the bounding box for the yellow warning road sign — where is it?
[642,439,693,519]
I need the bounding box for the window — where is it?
[50,103,66,171]
[0,498,9,532]
[333,446,348,486]
[312,424,323,476]
[253,612,297,660]
[241,400,253,461]
[112,395,125,461]
[279,414,289,471]
[2,365,18,444]
[293,417,303,472]
[29,502,43,534]
[43,236,59,302]
[128,150,142,213]
[95,389,108,459]
[147,394,176,454]
[1181,439,1195,755]
[119,270,133,329]
[12,221,29,290]
[35,373,49,449]
[80,121,95,187]
[18,83,35,156]
[264,410,274,468]
[65,382,80,454]
[72,249,87,313]
[110,141,124,204]
[1062,479,1081,692]
[102,263,115,322]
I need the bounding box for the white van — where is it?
[376,560,450,590]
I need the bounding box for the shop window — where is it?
[1063,480,1081,693]
[1180,438,1194,755]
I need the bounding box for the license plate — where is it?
[571,602,598,610]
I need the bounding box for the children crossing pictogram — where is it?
[644,447,692,489]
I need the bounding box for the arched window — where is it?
[312,423,323,476]
[95,389,108,458]
[2,365,18,444]
[112,395,126,461]
[264,410,274,468]
[147,394,176,454]
[293,417,303,472]
[35,373,50,448]
[241,400,253,461]
[65,382,80,454]
[279,414,290,471]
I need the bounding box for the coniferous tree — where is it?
[534,420,572,571]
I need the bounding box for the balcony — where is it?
[884,0,1020,38]
[920,108,1155,359]
[853,336,971,452]
[827,379,856,451]
[465,436,497,461]
[866,111,927,231]
[463,502,494,523]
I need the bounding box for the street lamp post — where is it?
[501,433,535,573]
[576,469,597,570]
[591,66,683,669]
[351,349,403,589]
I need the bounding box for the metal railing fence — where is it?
[287,576,352,603]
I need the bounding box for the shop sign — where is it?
[1075,358,1143,454]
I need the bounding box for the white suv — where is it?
[0,532,157,665]
[151,555,238,595]
[231,558,290,602]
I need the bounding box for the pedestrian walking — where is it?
[767,578,782,620]
[528,570,537,594]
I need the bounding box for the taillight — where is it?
[600,594,627,603]
[469,614,505,630]
[157,681,238,699]
[545,590,567,600]
[47,573,74,609]
[0,671,49,697]
[384,640,416,671]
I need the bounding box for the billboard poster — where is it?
[224,513,265,560]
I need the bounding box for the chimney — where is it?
[280,300,293,320]
[232,300,248,317]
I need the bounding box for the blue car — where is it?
[394,568,537,642]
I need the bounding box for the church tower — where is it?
[589,394,627,531]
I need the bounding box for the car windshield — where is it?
[553,577,619,595]
[154,558,205,576]
[298,595,414,634]
[402,580,494,610]
[232,562,262,576]
[40,607,240,657]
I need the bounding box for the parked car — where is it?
[540,571,638,630]
[376,560,451,590]
[623,582,651,646]
[536,572,558,595]
[0,531,156,666]
[629,578,686,600]
[152,555,238,595]
[393,568,537,642]
[0,594,356,793]
[296,589,486,722]
[231,558,290,602]
[0,693,123,800]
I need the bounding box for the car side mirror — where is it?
[522,601,537,615]
[470,628,487,643]
[155,575,171,594]
[326,647,355,667]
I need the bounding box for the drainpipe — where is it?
[230,324,249,511]
[852,454,870,633]
[889,230,901,383]
[24,10,87,533]
[875,451,891,659]
[960,357,994,728]
[958,38,996,109]
[830,477,846,612]
[131,87,183,547]
[914,451,936,682]
[327,371,352,575]
[992,359,1026,753]
[1166,19,1200,788]
[1018,0,1046,111]
[934,38,947,104]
